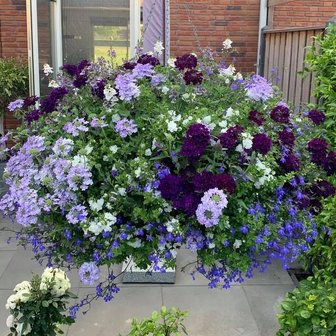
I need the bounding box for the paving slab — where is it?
[67,286,163,336]
[162,286,260,336]
[243,284,295,336]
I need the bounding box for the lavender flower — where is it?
[115,74,140,102]
[196,202,222,228]
[78,262,100,285]
[66,205,88,224]
[115,118,137,138]
[245,75,273,102]
[201,188,228,211]
[8,99,24,112]
[132,63,154,79]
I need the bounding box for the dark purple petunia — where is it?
[248,110,264,126]
[158,174,184,201]
[123,61,137,70]
[252,133,272,155]
[91,80,106,100]
[296,193,311,209]
[218,125,243,150]
[77,59,90,73]
[308,109,325,125]
[62,64,79,77]
[180,124,210,161]
[278,129,295,148]
[25,109,43,124]
[173,193,200,216]
[308,138,328,165]
[40,87,68,113]
[324,151,336,175]
[183,69,203,85]
[312,180,335,198]
[175,54,198,70]
[215,173,236,193]
[309,199,323,215]
[137,54,160,67]
[73,75,88,88]
[23,96,38,108]
[193,172,216,193]
[279,154,300,172]
[270,105,290,123]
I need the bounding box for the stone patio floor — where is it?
[0,218,295,336]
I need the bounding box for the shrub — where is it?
[0,57,28,116]
[277,276,336,336]
[127,306,188,336]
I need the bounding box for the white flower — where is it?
[127,239,142,248]
[43,63,53,76]
[118,187,126,196]
[104,85,118,102]
[14,281,31,293]
[219,64,236,77]
[154,40,164,56]
[167,58,176,67]
[222,38,233,50]
[135,167,142,178]
[235,144,244,153]
[233,239,242,249]
[17,322,31,335]
[161,86,169,94]
[112,114,121,122]
[48,80,59,88]
[109,145,118,154]
[242,138,253,149]
[6,315,14,328]
[84,145,93,155]
[89,198,104,212]
[16,289,30,303]
[233,72,243,81]
[145,149,152,156]
[72,154,88,168]
[167,121,178,133]
[6,294,18,310]
[104,212,116,224]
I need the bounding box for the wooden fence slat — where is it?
[288,31,299,104]
[273,33,281,84]
[282,32,292,101]
[278,32,286,90]
[267,33,275,79]
[294,30,307,107]
[264,33,270,78]
[302,31,314,104]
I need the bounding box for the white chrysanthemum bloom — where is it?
[43,63,53,76]
[167,58,176,67]
[6,294,18,310]
[14,281,31,293]
[222,38,233,50]
[233,239,242,249]
[89,198,104,212]
[154,40,164,56]
[48,80,60,88]
[6,314,14,328]
[15,289,30,303]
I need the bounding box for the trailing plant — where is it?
[0,57,28,117]
[126,306,188,336]
[1,42,335,316]
[277,276,336,336]
[5,268,76,336]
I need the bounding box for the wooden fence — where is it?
[262,26,325,107]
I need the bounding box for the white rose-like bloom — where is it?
[16,289,30,303]
[154,40,164,56]
[6,314,14,328]
[14,281,31,293]
[17,322,32,335]
[6,294,18,310]
[40,268,71,297]
[222,38,233,50]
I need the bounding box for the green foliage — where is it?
[126,307,188,336]
[0,57,28,115]
[277,277,336,336]
[305,24,336,145]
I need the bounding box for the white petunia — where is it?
[109,145,118,154]
[233,239,242,249]
[89,198,104,212]
[222,38,233,50]
[118,187,126,196]
[43,63,53,76]
[145,149,152,156]
[161,86,169,94]
[154,40,164,56]
[167,121,178,133]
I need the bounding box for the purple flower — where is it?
[158,174,184,200]
[248,110,264,126]
[312,181,335,197]
[192,172,216,193]
[115,118,137,138]
[308,109,325,125]
[201,188,228,210]
[66,205,88,224]
[62,64,78,76]
[245,75,273,102]
[25,109,43,124]
[123,61,136,70]
[218,125,243,150]
[215,173,236,194]
[8,99,24,112]
[252,133,272,155]
[183,69,203,85]
[270,105,290,123]
[40,87,68,113]
[180,123,210,161]
[91,80,106,100]
[308,138,328,165]
[115,74,140,102]
[52,138,74,156]
[324,151,336,175]
[279,154,300,172]
[173,192,200,215]
[196,202,222,228]
[78,262,100,285]
[175,54,198,70]
[137,53,160,67]
[278,129,295,148]
[151,74,166,86]
[23,96,39,108]
[132,63,154,79]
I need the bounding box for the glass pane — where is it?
[37,0,52,95]
[62,0,131,65]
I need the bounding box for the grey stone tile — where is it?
[0,251,15,280]
[244,260,294,285]
[67,286,163,336]
[0,219,20,251]
[243,284,295,336]
[0,289,15,335]
[162,286,260,336]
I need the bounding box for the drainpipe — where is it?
[257,0,267,75]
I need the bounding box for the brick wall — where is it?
[272,1,336,28]
[169,0,261,74]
